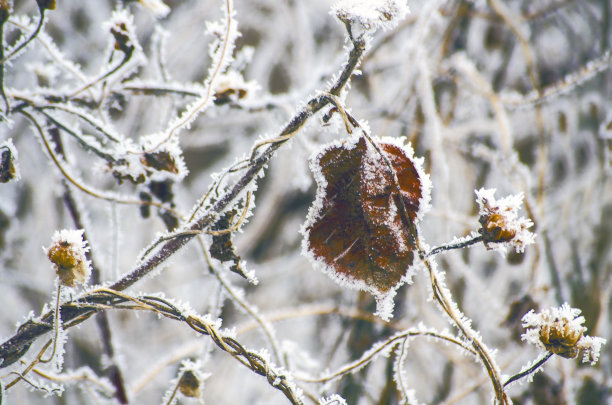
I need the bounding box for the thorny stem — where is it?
[503,351,554,388]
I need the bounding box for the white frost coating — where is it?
[521,303,606,365]
[213,70,260,102]
[475,188,536,254]
[319,394,348,405]
[138,0,171,18]
[331,0,410,31]
[301,134,430,321]
[392,338,420,405]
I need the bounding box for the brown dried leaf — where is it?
[302,134,429,315]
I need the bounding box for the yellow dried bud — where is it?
[539,318,583,359]
[45,230,91,287]
[479,212,516,243]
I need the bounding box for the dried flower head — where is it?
[522,303,606,365]
[175,360,208,399]
[45,230,91,287]
[475,188,535,253]
[178,370,201,398]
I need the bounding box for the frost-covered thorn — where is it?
[45,229,91,287]
[475,188,535,253]
[521,303,606,365]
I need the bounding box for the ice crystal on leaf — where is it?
[331,0,409,31]
[475,188,535,254]
[522,303,606,365]
[301,134,430,320]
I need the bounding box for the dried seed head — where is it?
[475,188,535,253]
[522,303,607,365]
[178,370,201,398]
[479,212,517,243]
[0,140,20,183]
[539,317,583,359]
[45,230,91,287]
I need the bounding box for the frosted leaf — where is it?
[475,188,535,254]
[302,134,430,320]
[521,303,606,365]
[331,0,410,31]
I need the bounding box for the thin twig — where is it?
[426,235,483,257]
[0,8,46,65]
[503,351,553,388]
